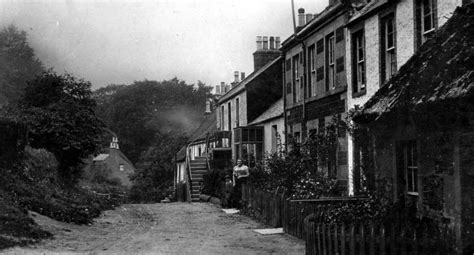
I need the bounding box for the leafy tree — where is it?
[94,78,212,164]
[0,25,44,105]
[129,132,188,202]
[20,70,105,184]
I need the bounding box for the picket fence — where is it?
[241,184,455,255]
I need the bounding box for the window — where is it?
[227,102,232,130]
[381,13,397,82]
[271,125,278,152]
[405,141,418,194]
[326,33,335,91]
[235,98,240,127]
[234,127,264,166]
[416,0,437,47]
[292,54,300,103]
[422,0,435,34]
[308,45,316,97]
[294,132,301,144]
[220,105,225,130]
[286,59,291,71]
[352,29,366,95]
[397,140,418,195]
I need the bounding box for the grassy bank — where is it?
[0,147,125,250]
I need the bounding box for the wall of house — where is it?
[247,58,283,123]
[459,131,474,251]
[176,162,186,183]
[216,90,247,160]
[260,117,285,154]
[102,149,135,187]
[189,142,206,160]
[346,0,463,195]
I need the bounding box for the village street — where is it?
[4,202,304,254]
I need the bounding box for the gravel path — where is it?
[4,203,304,254]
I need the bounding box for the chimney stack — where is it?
[298,8,306,27]
[110,137,119,150]
[220,82,225,94]
[241,72,246,81]
[205,99,211,114]
[215,85,221,95]
[253,35,281,71]
[234,71,240,83]
[306,13,313,23]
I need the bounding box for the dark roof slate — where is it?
[217,57,282,103]
[188,113,217,144]
[248,98,283,125]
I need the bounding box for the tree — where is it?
[20,70,105,184]
[93,78,212,164]
[0,25,44,105]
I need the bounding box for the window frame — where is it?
[326,33,336,91]
[308,44,316,98]
[380,12,397,83]
[351,28,366,97]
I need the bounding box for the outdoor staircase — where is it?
[189,156,208,202]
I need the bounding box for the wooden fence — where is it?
[241,184,284,227]
[305,222,455,255]
[282,197,366,239]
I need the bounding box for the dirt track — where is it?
[4,203,304,254]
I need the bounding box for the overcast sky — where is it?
[1,0,328,90]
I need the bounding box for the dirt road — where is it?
[4,203,304,254]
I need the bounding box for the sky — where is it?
[0,0,328,90]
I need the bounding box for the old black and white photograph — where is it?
[0,0,473,254]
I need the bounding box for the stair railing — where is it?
[204,132,212,173]
[185,145,193,202]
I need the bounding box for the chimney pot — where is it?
[256,36,263,51]
[263,36,269,50]
[234,71,240,83]
[306,14,313,23]
[241,72,245,81]
[269,36,275,49]
[298,8,306,27]
[276,37,281,49]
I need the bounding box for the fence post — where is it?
[341,224,346,255]
[328,224,333,255]
[322,223,327,255]
[369,223,375,255]
[334,224,338,255]
[400,229,407,255]
[359,224,365,255]
[380,225,386,255]
[390,226,396,255]
[349,225,355,255]
[317,224,322,255]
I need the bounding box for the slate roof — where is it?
[248,98,283,125]
[217,57,282,103]
[175,146,186,162]
[354,4,474,123]
[188,113,217,144]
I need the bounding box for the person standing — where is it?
[232,159,249,208]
